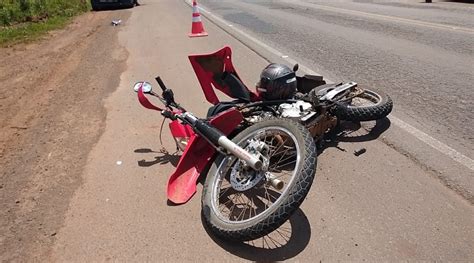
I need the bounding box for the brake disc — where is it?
[229,139,269,191]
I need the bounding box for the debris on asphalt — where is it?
[10,126,28,130]
[111,20,122,26]
[354,148,367,156]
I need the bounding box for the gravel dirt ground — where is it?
[0,9,130,261]
[1,0,473,261]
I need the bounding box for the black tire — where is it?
[201,119,317,241]
[91,1,101,11]
[333,87,393,122]
[126,1,135,8]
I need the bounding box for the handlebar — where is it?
[138,76,263,171]
[155,76,167,91]
[155,76,183,111]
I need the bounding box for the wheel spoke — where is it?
[269,150,297,170]
[228,193,242,218]
[269,169,293,180]
[218,186,232,199]
[270,158,297,172]
[270,145,292,169]
[211,127,302,224]
[269,136,289,158]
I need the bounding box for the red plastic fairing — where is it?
[137,86,163,111]
[188,46,259,105]
[167,108,243,204]
[169,120,193,137]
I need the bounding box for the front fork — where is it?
[179,112,263,171]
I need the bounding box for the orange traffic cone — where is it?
[189,0,208,37]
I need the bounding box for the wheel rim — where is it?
[347,89,382,108]
[211,126,301,225]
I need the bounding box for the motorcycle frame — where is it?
[136,46,336,205]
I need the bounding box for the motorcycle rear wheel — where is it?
[333,87,393,121]
[201,119,316,241]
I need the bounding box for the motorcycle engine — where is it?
[246,100,337,140]
[278,101,314,119]
[278,100,337,139]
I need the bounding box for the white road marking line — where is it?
[390,116,474,171]
[186,0,474,172]
[282,0,474,34]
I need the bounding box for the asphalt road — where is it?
[200,0,474,160]
[50,0,473,262]
[197,0,474,211]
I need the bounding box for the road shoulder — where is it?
[0,10,130,261]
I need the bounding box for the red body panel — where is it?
[136,47,251,204]
[167,108,243,204]
[169,120,193,138]
[188,46,260,105]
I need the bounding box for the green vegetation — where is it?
[0,0,90,45]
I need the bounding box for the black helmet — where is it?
[257,63,297,100]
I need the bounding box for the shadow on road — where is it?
[337,117,391,142]
[202,209,312,261]
[318,117,391,154]
[134,148,180,167]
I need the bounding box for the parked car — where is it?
[91,0,135,11]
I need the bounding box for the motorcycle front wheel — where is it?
[201,119,316,241]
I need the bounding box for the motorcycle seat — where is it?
[206,101,240,118]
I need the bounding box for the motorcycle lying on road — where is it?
[134,46,392,241]
[190,46,393,146]
[133,77,316,241]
